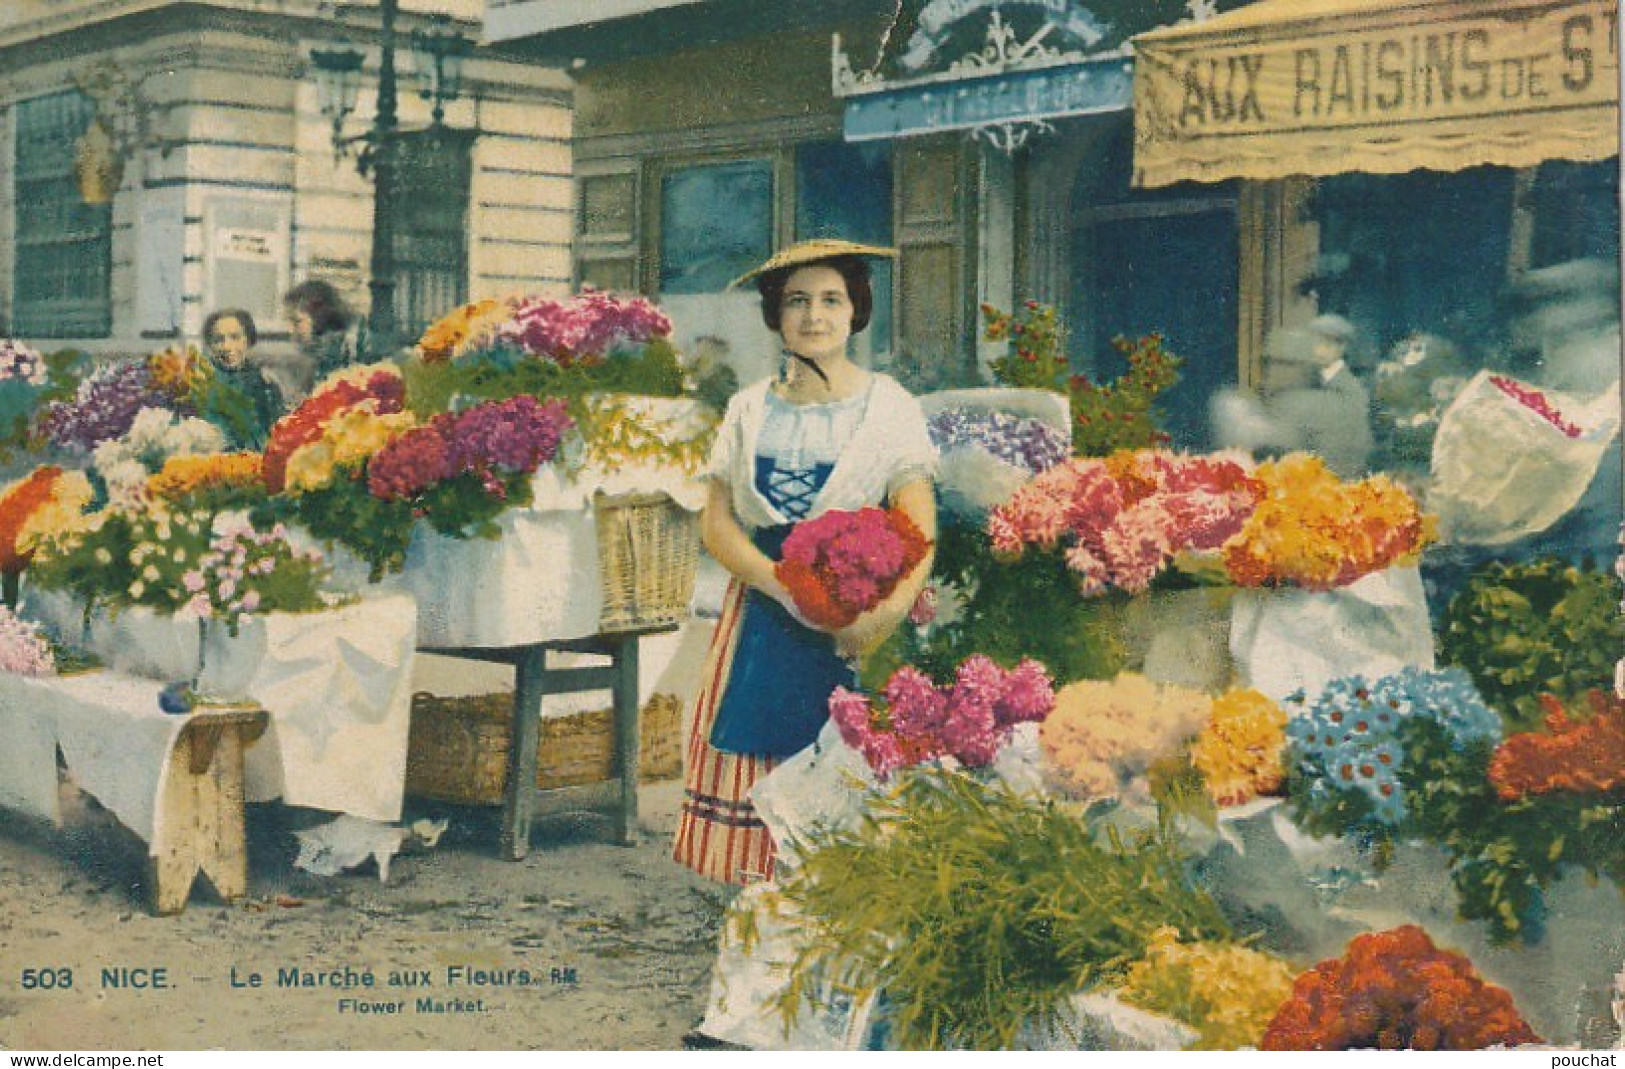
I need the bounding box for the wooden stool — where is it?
[148,707,267,915]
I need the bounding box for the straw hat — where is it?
[728,238,898,290]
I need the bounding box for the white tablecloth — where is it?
[11,593,419,829]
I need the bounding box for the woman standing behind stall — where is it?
[672,239,937,886]
[199,308,286,450]
[281,280,358,401]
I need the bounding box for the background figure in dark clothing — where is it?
[200,308,285,450]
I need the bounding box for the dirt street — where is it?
[0,780,732,1051]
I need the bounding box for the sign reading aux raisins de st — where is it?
[1132,0,1621,187]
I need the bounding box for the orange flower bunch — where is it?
[1487,690,1625,801]
[0,466,64,573]
[1262,925,1539,1050]
[147,345,208,399]
[147,452,265,502]
[415,297,516,363]
[1223,454,1435,590]
[1189,687,1287,806]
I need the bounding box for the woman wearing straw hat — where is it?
[672,239,938,886]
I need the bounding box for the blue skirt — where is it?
[707,525,855,759]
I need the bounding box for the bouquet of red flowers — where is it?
[1262,925,1539,1050]
[776,507,930,630]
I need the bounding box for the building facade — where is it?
[0,0,574,358]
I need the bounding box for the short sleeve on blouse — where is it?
[706,392,742,483]
[884,384,939,498]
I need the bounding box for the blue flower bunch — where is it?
[1283,666,1501,830]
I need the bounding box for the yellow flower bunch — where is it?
[1222,453,1435,590]
[16,470,95,556]
[147,344,208,396]
[578,396,720,477]
[1039,673,1210,804]
[415,296,517,362]
[284,409,417,494]
[1190,687,1287,807]
[1119,927,1298,1049]
[146,452,264,501]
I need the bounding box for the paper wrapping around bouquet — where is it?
[1429,371,1620,546]
[921,387,1074,516]
[1228,566,1434,702]
[404,463,706,648]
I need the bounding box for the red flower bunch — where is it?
[0,466,63,574]
[1488,690,1625,801]
[262,370,405,493]
[366,396,574,502]
[776,507,930,630]
[1490,375,1582,438]
[1261,925,1540,1050]
[828,655,1055,778]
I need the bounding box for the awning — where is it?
[1131,0,1620,187]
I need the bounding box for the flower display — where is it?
[1487,690,1625,801]
[828,655,1055,778]
[1039,673,1212,804]
[1221,453,1434,591]
[0,605,54,676]
[1261,925,1540,1050]
[415,296,519,363]
[1069,333,1183,457]
[776,507,931,630]
[146,453,265,503]
[282,407,418,495]
[0,339,48,387]
[981,299,1069,393]
[988,451,1260,596]
[366,395,574,504]
[1489,374,1582,438]
[181,513,329,635]
[0,466,93,575]
[575,395,718,478]
[1190,687,1288,807]
[92,407,227,507]
[496,289,673,366]
[145,345,209,400]
[261,366,405,493]
[927,408,1070,477]
[1119,927,1298,1050]
[28,504,215,616]
[33,360,174,454]
[1284,667,1501,832]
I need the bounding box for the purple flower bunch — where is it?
[367,395,575,502]
[34,360,174,453]
[928,408,1069,476]
[829,655,1055,779]
[0,340,47,386]
[497,290,672,366]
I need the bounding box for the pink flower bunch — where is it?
[777,507,931,630]
[1490,375,1582,438]
[180,516,327,636]
[367,396,574,502]
[0,605,54,676]
[988,451,1261,596]
[496,290,672,367]
[828,655,1055,779]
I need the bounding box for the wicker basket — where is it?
[594,492,700,633]
[404,691,685,806]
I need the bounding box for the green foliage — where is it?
[402,338,686,419]
[981,300,1069,392]
[1438,558,1624,733]
[862,518,1126,690]
[28,507,211,616]
[1069,334,1182,457]
[772,768,1232,1050]
[253,472,416,583]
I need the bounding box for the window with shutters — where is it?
[391,128,472,342]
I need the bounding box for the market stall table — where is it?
[0,669,267,914]
[421,622,678,860]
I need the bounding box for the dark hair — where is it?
[203,308,258,347]
[283,280,353,336]
[757,255,874,334]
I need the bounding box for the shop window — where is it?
[796,140,894,361]
[1530,160,1620,269]
[659,160,773,294]
[13,91,112,338]
[1071,120,1239,449]
[390,128,471,342]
